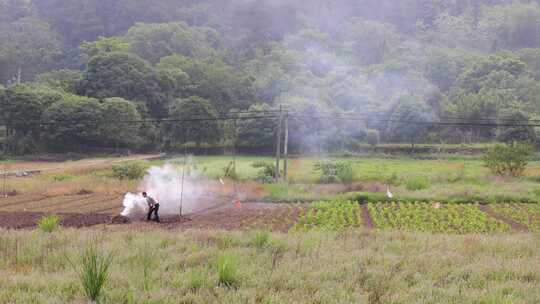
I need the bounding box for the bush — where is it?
[314,161,354,183]
[217,254,238,287]
[38,215,61,233]
[111,162,146,180]
[252,161,276,183]
[71,246,114,303]
[366,129,380,147]
[405,176,430,191]
[483,144,532,177]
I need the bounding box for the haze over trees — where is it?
[1,0,540,154]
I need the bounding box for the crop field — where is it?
[294,200,363,231]
[367,202,510,233]
[489,203,540,232]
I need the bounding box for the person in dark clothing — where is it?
[142,192,160,222]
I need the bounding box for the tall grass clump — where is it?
[71,246,114,303]
[217,254,238,287]
[38,215,61,233]
[250,230,270,248]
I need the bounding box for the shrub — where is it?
[314,161,354,183]
[405,176,430,191]
[71,246,114,303]
[38,215,61,233]
[483,144,532,177]
[252,161,276,183]
[111,162,146,180]
[366,129,380,147]
[250,230,270,248]
[217,254,238,287]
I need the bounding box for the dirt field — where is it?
[0,200,306,231]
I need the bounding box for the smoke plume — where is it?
[120,162,227,218]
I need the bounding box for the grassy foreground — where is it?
[1,228,539,303]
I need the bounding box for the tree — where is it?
[79,52,166,117]
[387,95,435,148]
[236,103,275,147]
[165,96,221,147]
[125,22,217,64]
[518,48,540,81]
[155,54,191,99]
[0,17,61,83]
[496,109,536,144]
[36,69,83,93]
[484,143,532,177]
[344,19,401,65]
[41,97,104,151]
[80,36,132,64]
[0,84,65,153]
[366,129,380,147]
[99,97,142,148]
[158,55,255,113]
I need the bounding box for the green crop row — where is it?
[490,204,540,232]
[368,202,510,234]
[294,200,362,231]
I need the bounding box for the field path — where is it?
[1,154,163,175]
[361,204,374,230]
[479,205,528,232]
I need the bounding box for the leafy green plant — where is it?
[314,161,354,183]
[368,202,509,234]
[484,144,532,177]
[405,176,430,191]
[217,254,238,287]
[111,162,146,180]
[71,246,114,303]
[38,215,61,233]
[252,161,276,183]
[295,200,363,231]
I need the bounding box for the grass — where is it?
[3,155,540,204]
[71,245,114,303]
[216,254,238,287]
[38,215,61,233]
[0,228,539,303]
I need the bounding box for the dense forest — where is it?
[1,0,540,154]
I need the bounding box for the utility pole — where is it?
[275,106,283,182]
[283,110,289,181]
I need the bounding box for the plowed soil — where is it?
[0,203,307,231]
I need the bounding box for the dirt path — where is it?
[479,205,528,232]
[362,204,374,230]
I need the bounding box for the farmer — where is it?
[142,192,160,222]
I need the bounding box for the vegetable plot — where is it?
[490,204,540,232]
[295,200,362,231]
[368,202,509,234]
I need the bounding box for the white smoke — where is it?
[120,161,226,218]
